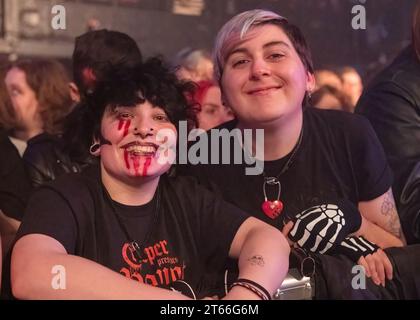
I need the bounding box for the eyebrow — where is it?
[228,41,291,58]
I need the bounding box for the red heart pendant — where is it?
[262,200,283,219]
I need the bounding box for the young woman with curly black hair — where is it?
[9,57,290,300]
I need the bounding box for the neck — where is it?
[238,109,303,161]
[13,127,43,142]
[101,164,159,206]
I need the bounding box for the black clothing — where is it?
[308,244,420,299]
[177,107,420,299]
[15,165,247,298]
[23,133,87,188]
[356,45,420,244]
[179,108,392,230]
[0,130,32,220]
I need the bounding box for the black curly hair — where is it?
[71,56,196,155]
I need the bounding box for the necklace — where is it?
[102,183,161,262]
[261,126,304,219]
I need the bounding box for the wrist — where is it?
[224,285,262,300]
[353,215,369,237]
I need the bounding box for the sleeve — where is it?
[16,187,78,254]
[355,81,420,199]
[356,81,420,169]
[23,141,55,188]
[355,74,420,243]
[0,138,32,220]
[349,115,393,201]
[195,184,249,270]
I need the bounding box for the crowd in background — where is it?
[0,2,419,300]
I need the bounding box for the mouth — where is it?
[247,86,282,96]
[121,142,158,156]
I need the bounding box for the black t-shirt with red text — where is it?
[16,165,248,298]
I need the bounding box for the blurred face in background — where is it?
[341,70,363,107]
[197,85,234,131]
[4,67,41,133]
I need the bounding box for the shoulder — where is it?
[304,107,372,133]
[39,164,100,200]
[0,132,22,174]
[23,133,62,166]
[364,47,420,100]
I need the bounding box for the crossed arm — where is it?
[11,217,289,300]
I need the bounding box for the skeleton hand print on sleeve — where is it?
[287,200,362,254]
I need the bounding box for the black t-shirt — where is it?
[178,108,392,231]
[16,165,248,298]
[0,130,32,220]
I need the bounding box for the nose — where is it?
[133,118,155,139]
[250,58,271,80]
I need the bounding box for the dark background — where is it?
[0,0,417,82]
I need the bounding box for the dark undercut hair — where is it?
[74,56,196,150]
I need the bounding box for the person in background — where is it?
[174,49,214,82]
[63,29,143,168]
[0,129,32,257]
[192,80,235,131]
[4,59,74,188]
[355,1,420,244]
[311,84,353,112]
[0,66,34,259]
[314,69,343,91]
[338,66,364,110]
[10,57,289,300]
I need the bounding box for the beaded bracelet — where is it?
[230,278,272,300]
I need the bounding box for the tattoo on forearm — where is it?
[248,255,265,267]
[381,190,403,239]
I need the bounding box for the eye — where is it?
[153,113,170,122]
[267,53,285,61]
[9,88,20,97]
[117,112,133,119]
[113,108,134,120]
[232,59,249,68]
[203,105,218,115]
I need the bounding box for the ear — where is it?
[69,82,81,103]
[89,136,101,157]
[306,72,316,93]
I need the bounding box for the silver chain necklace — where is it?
[261,126,304,219]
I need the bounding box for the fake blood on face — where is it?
[132,156,140,176]
[142,157,152,176]
[118,119,131,137]
[123,149,130,170]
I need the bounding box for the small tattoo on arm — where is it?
[381,190,403,239]
[248,255,265,267]
[381,190,396,216]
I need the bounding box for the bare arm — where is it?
[357,188,406,248]
[11,234,191,300]
[224,217,290,300]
